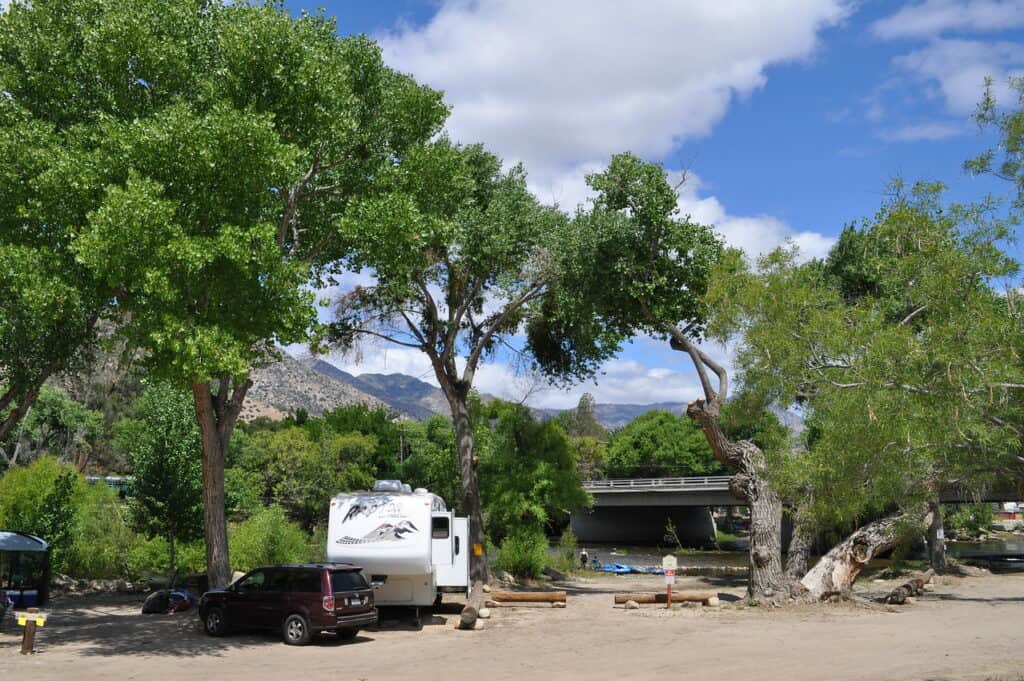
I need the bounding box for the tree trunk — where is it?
[785,512,814,581]
[0,382,42,444]
[687,399,786,599]
[800,508,932,600]
[926,498,946,572]
[450,394,489,586]
[168,530,177,575]
[192,377,251,590]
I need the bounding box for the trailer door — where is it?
[432,512,462,589]
[435,516,469,591]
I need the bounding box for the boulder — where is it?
[496,571,516,585]
[624,600,639,610]
[542,566,567,581]
[551,601,566,609]
[478,607,491,619]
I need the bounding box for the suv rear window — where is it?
[330,571,368,591]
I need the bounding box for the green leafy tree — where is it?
[1,0,445,587]
[117,382,203,573]
[246,427,377,531]
[526,155,783,593]
[327,138,572,589]
[716,183,1022,595]
[1,386,102,470]
[605,410,721,478]
[397,415,462,511]
[966,76,1024,209]
[478,401,591,544]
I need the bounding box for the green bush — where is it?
[126,535,206,579]
[494,527,548,578]
[0,456,87,572]
[228,504,312,572]
[946,503,995,539]
[64,484,133,578]
[548,528,578,573]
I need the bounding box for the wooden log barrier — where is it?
[884,569,935,605]
[490,590,566,604]
[614,591,717,605]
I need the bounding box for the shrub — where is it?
[548,528,578,573]
[126,535,206,579]
[494,527,548,578]
[946,503,995,539]
[0,456,87,572]
[64,484,133,578]
[228,505,312,572]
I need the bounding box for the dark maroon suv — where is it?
[198,564,377,645]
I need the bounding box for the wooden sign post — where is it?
[662,555,677,609]
[16,607,46,654]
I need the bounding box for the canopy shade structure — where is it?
[0,531,51,608]
[0,532,48,552]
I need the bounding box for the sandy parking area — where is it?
[1,572,1021,681]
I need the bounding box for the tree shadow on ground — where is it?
[0,594,377,658]
[932,593,1024,604]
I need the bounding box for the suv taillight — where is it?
[322,594,335,612]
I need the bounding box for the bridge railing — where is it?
[582,476,732,491]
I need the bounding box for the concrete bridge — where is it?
[570,475,1022,546]
[570,476,735,546]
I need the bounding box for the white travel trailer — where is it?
[326,481,470,611]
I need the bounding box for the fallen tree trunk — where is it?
[490,590,566,603]
[801,508,932,600]
[614,591,717,604]
[885,569,935,605]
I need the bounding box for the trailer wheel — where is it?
[433,592,443,608]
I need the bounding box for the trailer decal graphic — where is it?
[342,495,397,523]
[336,520,419,544]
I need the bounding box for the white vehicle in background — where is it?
[326,481,469,617]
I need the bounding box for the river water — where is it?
[575,537,1024,573]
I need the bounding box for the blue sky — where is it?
[287,0,1024,408]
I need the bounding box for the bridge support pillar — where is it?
[570,506,717,548]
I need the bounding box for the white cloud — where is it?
[892,39,1024,115]
[872,0,1024,40]
[675,173,835,261]
[381,0,849,185]
[879,120,965,141]
[529,358,708,410]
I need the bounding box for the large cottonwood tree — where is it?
[1,0,445,587]
[327,139,573,608]
[521,155,800,594]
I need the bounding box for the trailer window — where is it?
[432,516,450,539]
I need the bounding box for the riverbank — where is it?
[2,571,1021,681]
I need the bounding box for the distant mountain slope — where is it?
[242,353,386,421]
[310,360,447,420]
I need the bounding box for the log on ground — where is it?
[884,569,935,605]
[490,591,566,603]
[613,591,717,605]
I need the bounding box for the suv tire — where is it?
[283,613,312,646]
[203,606,229,637]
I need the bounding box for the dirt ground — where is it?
[1,571,1022,681]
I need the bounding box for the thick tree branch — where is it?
[464,280,547,380]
